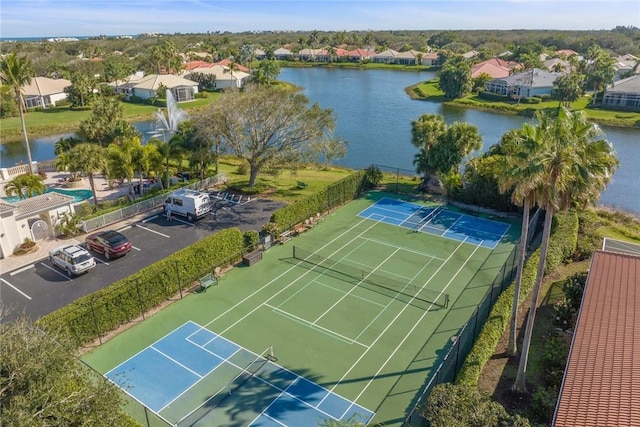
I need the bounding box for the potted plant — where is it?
[13,238,39,255]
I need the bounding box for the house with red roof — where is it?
[471,58,522,79]
[553,245,640,427]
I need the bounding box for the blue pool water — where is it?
[2,188,93,204]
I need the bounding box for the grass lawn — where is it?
[407,79,640,128]
[0,93,222,142]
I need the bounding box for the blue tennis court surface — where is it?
[358,197,510,249]
[105,321,374,426]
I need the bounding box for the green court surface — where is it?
[83,191,521,426]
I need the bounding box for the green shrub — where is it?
[478,91,511,102]
[456,211,578,386]
[127,95,144,104]
[531,386,558,423]
[243,230,260,251]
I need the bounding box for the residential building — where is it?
[553,249,640,427]
[185,65,250,90]
[372,49,398,63]
[485,68,561,98]
[601,74,640,112]
[115,74,199,102]
[273,47,292,60]
[471,58,522,79]
[21,77,71,109]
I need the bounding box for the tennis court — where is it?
[358,197,510,249]
[84,192,521,426]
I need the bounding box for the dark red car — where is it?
[85,230,132,260]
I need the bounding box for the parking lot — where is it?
[0,197,285,322]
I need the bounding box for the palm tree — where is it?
[67,143,106,206]
[3,174,46,199]
[224,61,240,88]
[512,107,619,392]
[150,138,183,189]
[0,53,36,173]
[496,125,547,356]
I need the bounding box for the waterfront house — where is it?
[372,49,398,63]
[273,47,292,60]
[21,77,71,109]
[471,58,522,79]
[394,50,428,66]
[601,74,640,112]
[122,74,199,102]
[346,48,376,62]
[184,65,250,90]
[485,68,561,98]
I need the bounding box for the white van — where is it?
[164,189,211,221]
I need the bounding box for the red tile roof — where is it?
[553,250,640,427]
[183,61,213,71]
[214,59,250,73]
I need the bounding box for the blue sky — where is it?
[1,0,638,38]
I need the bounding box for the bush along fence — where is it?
[265,169,369,238]
[401,209,577,426]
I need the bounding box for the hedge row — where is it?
[39,228,246,346]
[268,170,367,235]
[456,210,579,385]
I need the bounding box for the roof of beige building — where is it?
[21,77,71,96]
[553,250,640,427]
[133,74,198,90]
[12,192,75,219]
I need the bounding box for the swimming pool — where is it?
[2,188,93,204]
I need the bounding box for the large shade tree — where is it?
[196,84,339,187]
[513,107,619,392]
[412,114,482,194]
[0,53,36,173]
[0,315,132,425]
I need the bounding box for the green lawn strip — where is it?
[407,79,640,128]
[0,93,222,141]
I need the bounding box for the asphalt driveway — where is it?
[0,198,285,322]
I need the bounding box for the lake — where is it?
[1,68,638,213]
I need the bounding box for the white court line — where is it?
[198,217,384,339]
[358,236,447,261]
[134,224,170,238]
[40,262,72,280]
[265,303,369,348]
[150,345,204,379]
[9,264,35,276]
[313,248,401,325]
[0,278,32,300]
[319,237,470,407]
[347,239,485,407]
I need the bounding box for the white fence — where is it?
[81,174,227,233]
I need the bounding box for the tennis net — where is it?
[292,246,449,308]
[175,346,275,426]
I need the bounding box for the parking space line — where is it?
[9,264,35,276]
[40,262,72,281]
[142,215,159,224]
[135,224,170,238]
[96,259,110,266]
[0,278,32,300]
[119,225,132,231]
[131,246,141,251]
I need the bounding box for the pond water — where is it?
[1,68,638,213]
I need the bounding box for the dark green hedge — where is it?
[456,210,578,385]
[268,170,367,235]
[39,228,245,346]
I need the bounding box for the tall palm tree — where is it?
[150,138,183,189]
[512,107,619,392]
[496,125,547,356]
[0,53,36,173]
[67,143,106,206]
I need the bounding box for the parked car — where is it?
[164,188,211,221]
[85,230,132,260]
[49,245,96,276]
